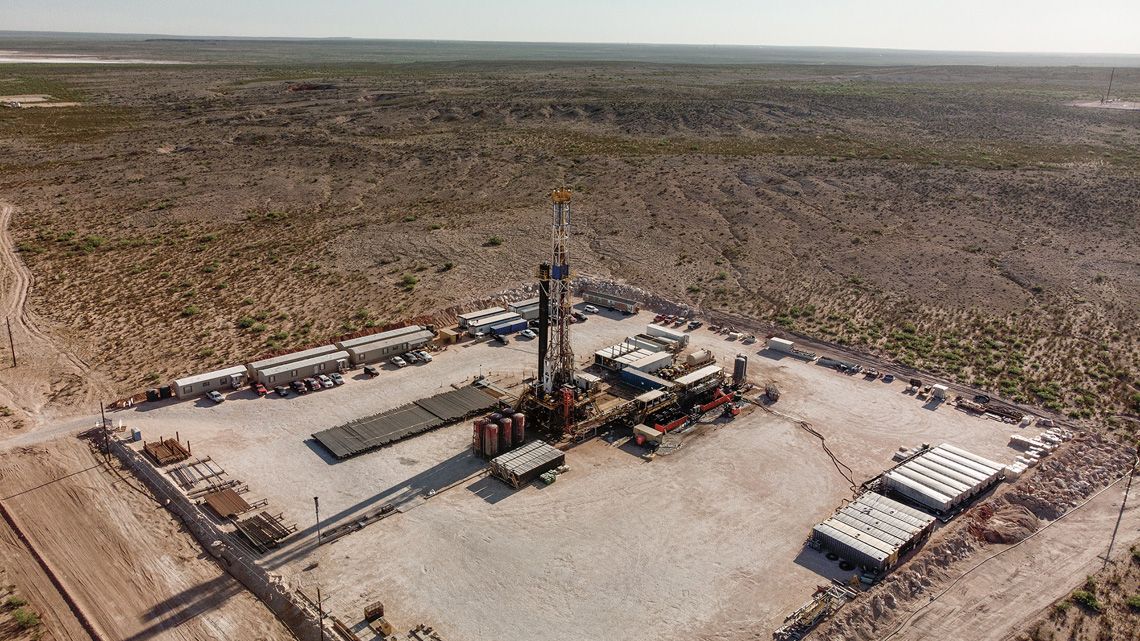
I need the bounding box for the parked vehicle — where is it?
[493,333,510,344]
[391,356,407,368]
[329,372,345,385]
[583,304,599,313]
[402,352,419,364]
[291,380,309,394]
[252,382,268,396]
[572,311,587,322]
[414,350,433,363]
[305,377,321,391]
[519,329,536,339]
[528,319,541,328]
[274,385,290,397]
[688,320,703,329]
[363,364,381,377]
[882,374,894,383]
[654,314,667,323]
[206,390,225,404]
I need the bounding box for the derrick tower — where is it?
[542,188,575,394]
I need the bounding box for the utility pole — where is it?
[1103,450,1137,570]
[1105,67,1116,103]
[6,318,14,367]
[100,402,110,463]
[316,585,325,641]
[313,496,322,544]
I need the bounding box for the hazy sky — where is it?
[4,0,1139,54]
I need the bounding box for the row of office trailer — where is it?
[172,325,434,398]
[882,444,1005,514]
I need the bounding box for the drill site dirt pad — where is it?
[313,385,499,459]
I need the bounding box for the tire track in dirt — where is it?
[0,202,113,427]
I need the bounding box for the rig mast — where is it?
[542,188,576,394]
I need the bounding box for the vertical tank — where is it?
[489,412,503,424]
[472,419,485,456]
[500,417,513,451]
[484,423,499,458]
[512,412,526,445]
[733,353,748,387]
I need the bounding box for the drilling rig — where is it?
[520,189,594,438]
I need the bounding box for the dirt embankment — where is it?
[814,433,1134,641]
[0,438,295,641]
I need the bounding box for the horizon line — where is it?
[3,29,1140,58]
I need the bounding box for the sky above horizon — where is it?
[4,0,1139,55]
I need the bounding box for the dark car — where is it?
[291,380,308,394]
[974,394,991,404]
[688,320,703,329]
[528,319,540,328]
[304,377,321,392]
[363,364,381,377]
[493,333,510,344]
[274,385,290,397]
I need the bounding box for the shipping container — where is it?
[468,312,524,335]
[619,367,675,391]
[768,337,795,353]
[490,319,528,336]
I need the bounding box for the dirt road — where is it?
[0,202,111,431]
[886,477,1140,640]
[0,438,296,641]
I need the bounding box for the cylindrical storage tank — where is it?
[472,419,485,455]
[500,418,512,451]
[489,412,503,424]
[512,412,526,445]
[733,354,748,386]
[484,423,499,458]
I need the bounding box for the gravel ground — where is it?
[117,309,1042,639]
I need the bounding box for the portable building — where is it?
[573,370,602,392]
[467,312,523,335]
[489,440,565,488]
[811,492,935,572]
[343,329,433,364]
[646,323,689,347]
[768,337,795,353]
[625,334,673,353]
[582,290,639,314]
[625,350,673,373]
[620,367,676,391]
[255,350,349,385]
[508,297,542,320]
[674,365,723,388]
[457,307,506,328]
[883,444,1004,513]
[336,325,425,351]
[613,348,655,370]
[594,342,639,369]
[490,319,528,336]
[931,384,949,399]
[172,365,248,399]
[246,344,340,379]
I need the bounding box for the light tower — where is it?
[542,188,575,395]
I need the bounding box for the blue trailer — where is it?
[620,367,676,391]
[490,319,528,336]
